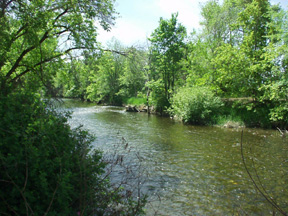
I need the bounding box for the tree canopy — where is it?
[0,0,116,88]
[148,13,187,111]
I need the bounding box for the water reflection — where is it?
[59,99,288,215]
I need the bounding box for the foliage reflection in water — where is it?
[59,99,288,215]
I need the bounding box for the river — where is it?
[59,99,287,215]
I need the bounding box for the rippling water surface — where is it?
[58,99,288,215]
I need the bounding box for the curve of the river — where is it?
[59,99,288,216]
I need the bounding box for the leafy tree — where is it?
[186,0,242,94]
[53,41,148,105]
[258,6,288,126]
[145,79,167,113]
[184,37,214,89]
[0,0,116,91]
[118,47,147,99]
[231,0,273,99]
[211,43,251,97]
[86,49,125,104]
[148,13,187,110]
[54,58,92,99]
[200,0,240,48]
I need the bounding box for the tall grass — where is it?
[215,115,245,128]
[216,101,272,128]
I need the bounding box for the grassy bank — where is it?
[215,100,273,128]
[100,94,283,129]
[124,97,147,106]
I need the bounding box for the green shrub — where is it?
[0,90,146,215]
[169,86,223,125]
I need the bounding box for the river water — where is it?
[59,99,287,215]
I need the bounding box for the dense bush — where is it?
[169,87,223,125]
[0,90,146,215]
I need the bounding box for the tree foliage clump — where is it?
[148,13,187,111]
[0,91,146,215]
[181,0,288,128]
[169,87,223,125]
[0,0,116,88]
[86,49,125,105]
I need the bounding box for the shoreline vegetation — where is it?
[124,98,278,130]
[65,96,275,129]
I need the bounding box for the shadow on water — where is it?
[59,99,288,216]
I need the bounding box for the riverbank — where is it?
[125,104,245,129]
[123,99,285,129]
[59,96,286,130]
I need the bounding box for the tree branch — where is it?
[5,7,69,80]
[102,49,129,56]
[5,31,49,79]
[44,141,63,216]
[53,8,69,25]
[9,47,87,83]
[13,25,28,41]
[0,194,20,216]
[1,157,34,215]
[0,0,14,17]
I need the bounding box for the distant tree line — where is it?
[46,0,287,128]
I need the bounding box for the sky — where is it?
[97,0,288,47]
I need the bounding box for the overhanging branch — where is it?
[5,8,69,80]
[9,46,88,83]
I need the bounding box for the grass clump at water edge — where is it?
[125,97,147,106]
[215,115,245,128]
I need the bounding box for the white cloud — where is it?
[96,0,213,46]
[97,17,149,47]
[156,0,203,31]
